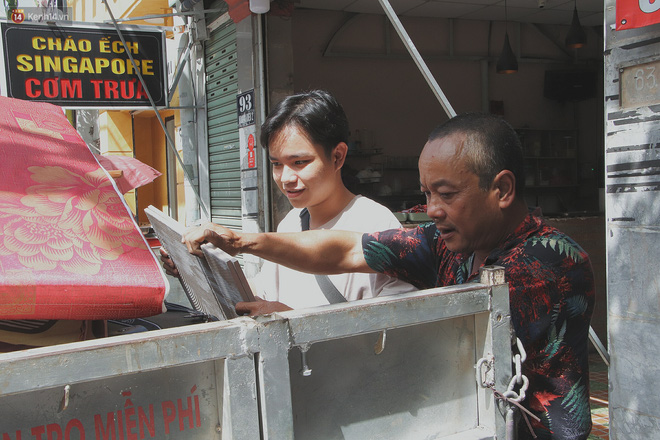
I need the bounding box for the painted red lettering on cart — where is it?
[3,384,203,439]
[161,386,202,434]
[24,419,84,440]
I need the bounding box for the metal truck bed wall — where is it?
[0,268,512,439]
[0,318,261,439]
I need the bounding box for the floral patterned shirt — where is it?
[362,214,595,439]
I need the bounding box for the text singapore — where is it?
[15,55,155,75]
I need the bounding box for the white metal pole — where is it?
[377,0,456,118]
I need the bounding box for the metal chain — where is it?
[503,337,529,403]
[475,337,539,439]
[475,337,530,401]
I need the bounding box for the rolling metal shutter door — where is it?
[205,9,241,230]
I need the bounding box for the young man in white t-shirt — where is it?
[164,90,413,315]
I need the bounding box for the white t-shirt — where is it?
[252,195,415,309]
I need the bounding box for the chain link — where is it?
[475,354,495,388]
[476,337,537,438]
[504,337,529,403]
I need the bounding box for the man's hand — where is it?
[182,222,243,257]
[159,248,179,277]
[235,300,293,316]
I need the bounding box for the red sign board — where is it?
[247,134,256,168]
[617,0,660,30]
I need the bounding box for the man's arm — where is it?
[181,222,373,275]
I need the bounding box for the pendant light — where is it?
[496,0,518,74]
[250,0,270,14]
[565,0,586,49]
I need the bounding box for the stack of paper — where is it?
[145,205,254,320]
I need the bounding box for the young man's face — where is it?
[268,126,340,210]
[419,133,504,258]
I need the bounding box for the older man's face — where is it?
[418,133,504,259]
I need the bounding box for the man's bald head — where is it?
[426,113,525,198]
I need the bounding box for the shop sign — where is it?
[0,22,166,108]
[616,0,660,30]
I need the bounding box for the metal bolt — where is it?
[59,384,71,412]
[299,346,312,377]
[374,329,387,355]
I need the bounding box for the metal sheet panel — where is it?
[256,276,512,440]
[287,318,483,439]
[605,0,660,437]
[0,318,260,439]
[205,7,241,230]
[0,362,222,438]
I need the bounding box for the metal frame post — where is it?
[377,0,456,118]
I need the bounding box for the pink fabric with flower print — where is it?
[0,97,167,320]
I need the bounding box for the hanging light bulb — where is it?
[565,1,587,49]
[250,0,270,14]
[497,33,518,74]
[497,0,518,74]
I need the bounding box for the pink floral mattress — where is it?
[0,97,167,319]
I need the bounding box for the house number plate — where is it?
[620,59,660,108]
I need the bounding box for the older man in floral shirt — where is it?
[363,214,594,439]
[360,114,594,439]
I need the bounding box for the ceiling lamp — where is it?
[497,0,518,74]
[565,0,587,48]
[250,0,270,14]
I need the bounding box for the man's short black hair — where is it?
[260,90,350,157]
[428,113,525,197]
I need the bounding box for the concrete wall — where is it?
[99,111,137,213]
[97,109,176,225]
[68,0,184,225]
[71,0,173,27]
[264,13,297,228]
[604,0,660,436]
[133,111,178,224]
